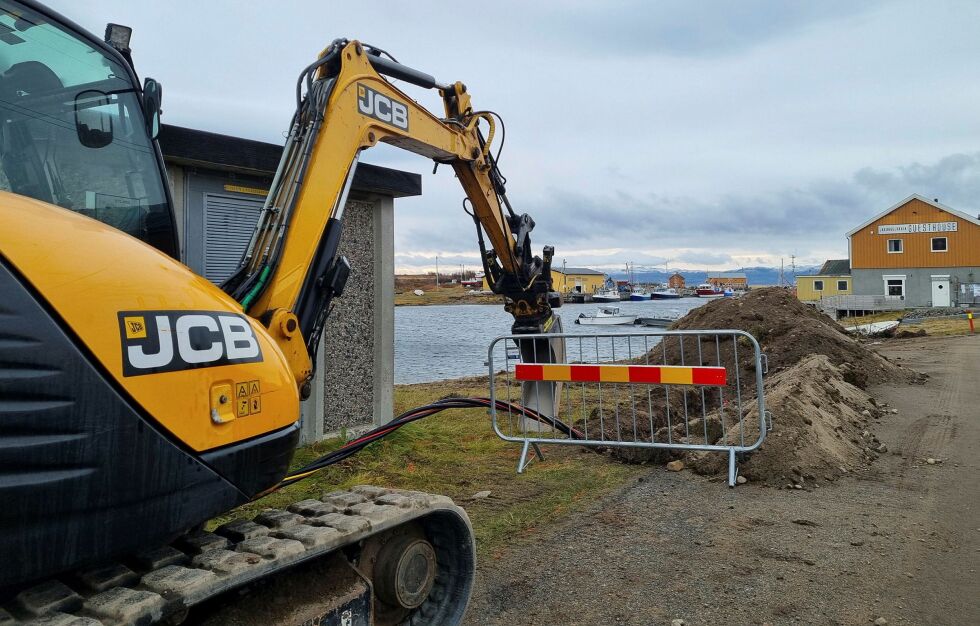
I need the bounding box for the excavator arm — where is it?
[222,40,559,393]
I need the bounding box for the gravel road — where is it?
[464,334,979,625]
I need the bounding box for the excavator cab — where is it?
[0,0,177,257]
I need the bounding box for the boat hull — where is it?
[649,293,681,300]
[576,316,637,325]
[629,294,650,301]
[592,295,621,302]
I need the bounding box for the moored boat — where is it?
[628,288,650,301]
[649,287,681,299]
[695,283,724,298]
[592,288,621,302]
[574,306,637,325]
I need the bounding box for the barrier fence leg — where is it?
[728,449,737,488]
[516,441,545,474]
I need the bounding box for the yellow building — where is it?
[796,260,852,303]
[482,266,605,294]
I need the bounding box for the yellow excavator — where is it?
[0,1,562,623]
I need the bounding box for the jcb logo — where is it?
[118,311,263,376]
[357,84,408,130]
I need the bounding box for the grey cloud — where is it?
[541,1,881,58]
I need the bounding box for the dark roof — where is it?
[556,267,603,276]
[817,259,850,275]
[158,124,421,198]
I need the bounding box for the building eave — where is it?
[845,194,980,237]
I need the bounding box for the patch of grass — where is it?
[208,377,643,558]
[394,285,500,306]
[907,317,973,336]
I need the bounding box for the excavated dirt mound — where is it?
[685,354,889,486]
[598,288,919,484]
[667,287,910,388]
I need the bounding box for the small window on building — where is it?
[886,279,904,297]
[813,280,824,291]
[887,239,903,253]
[837,280,848,291]
[931,237,948,252]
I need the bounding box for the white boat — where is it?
[575,306,637,326]
[592,288,621,302]
[649,287,681,300]
[844,320,900,336]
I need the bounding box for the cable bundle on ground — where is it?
[275,397,582,490]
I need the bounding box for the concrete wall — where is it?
[300,194,394,443]
[852,267,980,307]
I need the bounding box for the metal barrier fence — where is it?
[488,329,770,486]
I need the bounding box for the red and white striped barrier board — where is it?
[514,363,727,386]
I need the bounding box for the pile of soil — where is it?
[666,287,908,388]
[597,288,919,485]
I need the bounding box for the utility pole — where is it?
[562,258,567,294]
[790,254,796,283]
[435,256,440,287]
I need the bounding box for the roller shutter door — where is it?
[202,192,264,284]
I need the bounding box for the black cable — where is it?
[273,397,582,490]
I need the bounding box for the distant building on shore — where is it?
[846,195,980,307]
[482,266,605,294]
[707,272,748,291]
[796,260,851,303]
[668,272,685,289]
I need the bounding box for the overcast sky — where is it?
[63,1,980,273]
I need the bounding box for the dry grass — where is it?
[839,311,973,337]
[394,284,499,306]
[208,376,643,557]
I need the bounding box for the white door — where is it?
[931,276,950,307]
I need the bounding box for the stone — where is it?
[16,580,83,617]
[83,587,165,624]
[861,409,871,417]
[470,490,492,500]
[926,458,937,465]
[666,460,685,472]
[850,539,865,546]
[671,620,685,626]
[890,408,899,414]
[874,618,888,625]
[736,475,748,485]
[793,484,803,490]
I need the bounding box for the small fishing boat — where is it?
[695,283,724,298]
[649,287,681,300]
[628,288,650,301]
[575,306,637,325]
[844,320,900,336]
[635,316,677,328]
[592,288,621,302]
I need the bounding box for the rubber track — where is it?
[0,486,471,625]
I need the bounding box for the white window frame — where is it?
[931,236,948,253]
[887,238,903,254]
[837,279,848,291]
[813,280,824,291]
[883,274,906,299]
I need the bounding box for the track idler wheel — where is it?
[357,512,474,625]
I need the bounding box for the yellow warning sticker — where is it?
[223,184,268,196]
[123,316,147,339]
[233,379,263,417]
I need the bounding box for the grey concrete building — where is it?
[158,124,421,443]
